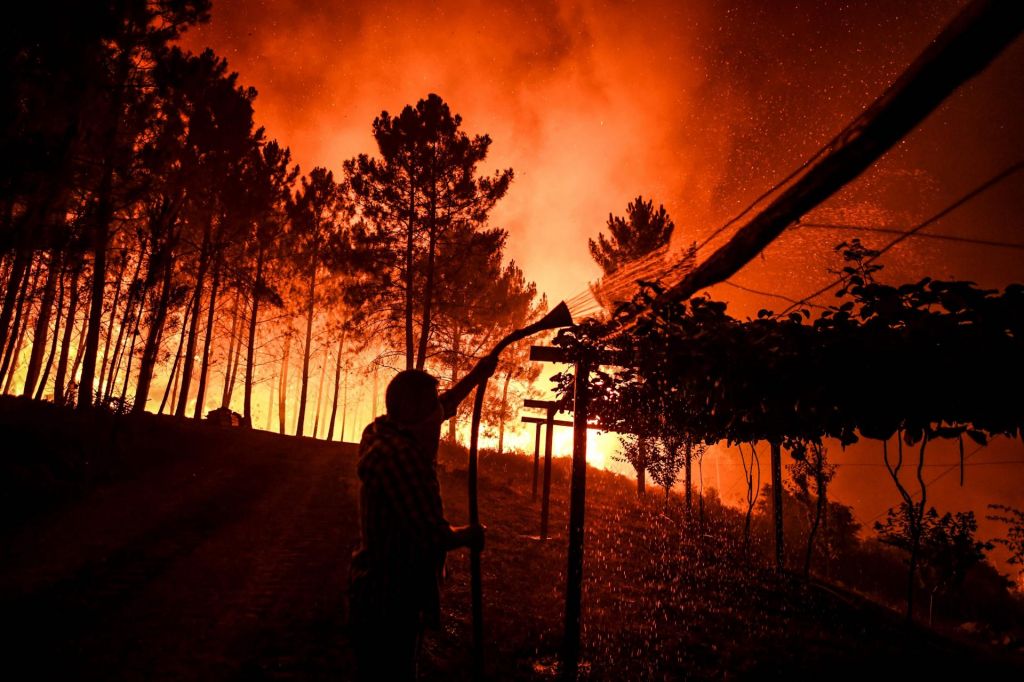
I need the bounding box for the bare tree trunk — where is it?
[192,255,222,420]
[0,248,31,357]
[278,334,291,434]
[133,255,173,414]
[117,311,141,406]
[67,293,91,404]
[104,250,145,402]
[404,186,415,370]
[221,290,243,409]
[34,264,66,400]
[684,441,693,513]
[0,257,38,389]
[158,292,193,415]
[266,374,275,431]
[78,45,131,410]
[447,327,461,442]
[96,255,128,401]
[175,223,211,417]
[497,369,512,455]
[636,437,648,496]
[326,330,345,441]
[296,245,319,436]
[242,247,263,423]
[2,290,34,395]
[313,347,327,438]
[906,437,929,621]
[804,474,826,577]
[22,247,61,396]
[339,371,348,442]
[53,259,82,406]
[415,202,437,370]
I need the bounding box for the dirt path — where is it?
[1,435,361,681]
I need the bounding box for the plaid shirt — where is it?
[348,414,454,627]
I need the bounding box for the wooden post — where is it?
[532,421,542,501]
[468,382,487,679]
[771,441,784,574]
[541,405,555,541]
[562,354,591,678]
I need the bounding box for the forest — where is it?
[1,1,542,445]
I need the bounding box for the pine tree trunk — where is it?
[242,247,263,423]
[53,259,82,407]
[192,255,221,420]
[636,438,647,496]
[67,293,91,404]
[221,290,242,408]
[133,255,173,414]
[104,250,145,402]
[2,289,34,395]
[296,247,318,437]
[175,223,211,417]
[78,41,131,410]
[805,478,826,578]
[22,247,61,396]
[0,247,31,358]
[497,369,512,455]
[266,374,275,431]
[339,371,348,442]
[117,310,141,406]
[278,335,291,434]
[34,265,66,400]
[684,441,693,513]
[0,256,38,389]
[404,183,415,370]
[326,330,345,441]
[447,327,461,442]
[313,349,327,438]
[159,291,193,415]
[415,200,437,370]
[96,255,128,402]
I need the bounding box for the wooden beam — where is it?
[521,416,574,428]
[530,345,630,366]
[523,398,569,411]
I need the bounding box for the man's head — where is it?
[386,369,444,435]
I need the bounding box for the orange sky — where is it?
[183,0,1024,310]
[180,1,1024,574]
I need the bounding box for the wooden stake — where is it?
[771,441,784,574]
[562,354,591,679]
[532,421,542,501]
[468,381,487,680]
[540,405,555,541]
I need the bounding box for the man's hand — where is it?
[452,524,486,552]
[442,352,501,410]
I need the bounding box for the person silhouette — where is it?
[348,354,496,681]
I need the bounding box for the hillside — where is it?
[1,396,1022,680]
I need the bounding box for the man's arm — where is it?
[439,352,499,418]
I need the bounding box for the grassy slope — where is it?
[1,395,1022,680]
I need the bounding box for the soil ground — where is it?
[2,396,1022,679]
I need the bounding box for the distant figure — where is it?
[348,354,497,681]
